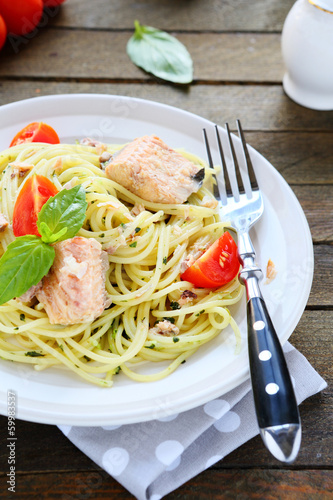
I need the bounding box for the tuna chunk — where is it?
[0,212,9,232]
[148,320,180,337]
[36,237,111,325]
[105,135,205,204]
[10,162,33,179]
[17,283,42,303]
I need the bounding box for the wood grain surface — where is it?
[0,31,284,82]
[49,0,295,31]
[0,0,332,498]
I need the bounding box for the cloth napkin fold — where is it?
[59,343,327,500]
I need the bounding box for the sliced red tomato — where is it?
[181,231,240,288]
[13,175,58,237]
[10,122,60,147]
[0,14,6,51]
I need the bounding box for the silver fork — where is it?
[203,121,301,463]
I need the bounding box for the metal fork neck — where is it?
[238,231,263,300]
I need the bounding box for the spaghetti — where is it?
[0,141,243,387]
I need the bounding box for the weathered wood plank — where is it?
[167,469,332,499]
[50,0,295,32]
[310,246,333,307]
[0,82,333,132]
[292,186,333,243]
[246,132,333,185]
[1,30,283,82]
[0,469,331,499]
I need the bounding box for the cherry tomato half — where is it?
[10,122,60,147]
[13,175,58,237]
[180,231,240,288]
[0,0,43,36]
[0,14,6,51]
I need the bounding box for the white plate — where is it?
[0,94,313,426]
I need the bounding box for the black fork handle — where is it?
[247,296,299,429]
[238,228,301,462]
[240,266,301,462]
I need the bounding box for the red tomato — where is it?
[13,175,58,237]
[43,0,66,6]
[181,231,240,288]
[10,122,60,147]
[0,14,6,51]
[0,0,43,36]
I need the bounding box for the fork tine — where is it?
[215,125,232,196]
[236,119,259,191]
[202,128,214,169]
[225,122,245,195]
[203,128,221,201]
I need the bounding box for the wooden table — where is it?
[0,1,332,498]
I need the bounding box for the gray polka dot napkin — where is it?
[59,343,327,500]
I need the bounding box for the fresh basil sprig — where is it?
[0,185,87,306]
[0,236,55,305]
[127,20,193,84]
[37,184,87,243]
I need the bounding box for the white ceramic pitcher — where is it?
[281,0,333,110]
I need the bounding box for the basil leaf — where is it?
[38,222,68,244]
[0,236,55,305]
[37,185,87,243]
[127,20,193,84]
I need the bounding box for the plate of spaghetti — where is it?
[0,94,313,425]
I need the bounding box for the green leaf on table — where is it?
[37,185,87,244]
[127,20,193,84]
[0,236,55,305]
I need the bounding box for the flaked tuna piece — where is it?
[105,135,205,204]
[180,236,211,273]
[149,320,179,337]
[200,195,218,209]
[178,290,197,306]
[10,162,33,179]
[99,151,113,170]
[265,259,277,285]
[80,138,107,156]
[130,203,145,217]
[36,237,111,325]
[0,213,9,233]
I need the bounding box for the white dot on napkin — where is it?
[157,413,179,422]
[102,447,129,476]
[155,440,184,466]
[165,455,181,471]
[101,425,122,431]
[150,495,162,500]
[283,343,294,353]
[203,399,230,419]
[214,411,241,432]
[205,455,223,468]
